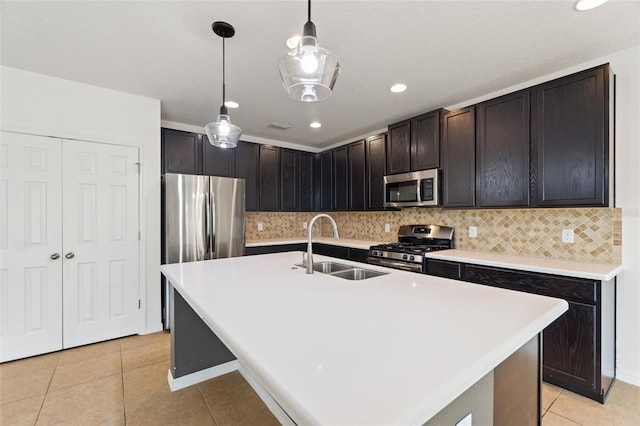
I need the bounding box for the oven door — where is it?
[367,256,423,273]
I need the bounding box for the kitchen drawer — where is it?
[425,259,463,280]
[313,243,349,260]
[348,248,369,264]
[464,265,597,304]
[245,243,305,256]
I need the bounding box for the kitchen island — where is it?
[161,252,567,425]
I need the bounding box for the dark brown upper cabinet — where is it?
[162,128,202,175]
[315,151,333,211]
[348,140,367,211]
[366,134,387,210]
[411,109,443,171]
[386,120,411,174]
[532,64,610,207]
[202,136,236,177]
[280,149,298,211]
[476,90,530,207]
[332,145,349,211]
[441,107,476,208]
[387,109,443,175]
[298,152,314,212]
[259,145,281,211]
[235,141,260,211]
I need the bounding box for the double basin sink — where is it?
[296,261,389,281]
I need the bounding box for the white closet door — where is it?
[0,132,63,362]
[62,140,141,348]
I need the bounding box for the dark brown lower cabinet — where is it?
[312,244,369,264]
[245,243,306,256]
[543,302,597,392]
[424,259,615,403]
[245,243,368,264]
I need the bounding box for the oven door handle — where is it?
[367,257,423,273]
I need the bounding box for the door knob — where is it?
[50,253,60,260]
[65,252,75,259]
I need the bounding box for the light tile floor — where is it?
[1,331,639,425]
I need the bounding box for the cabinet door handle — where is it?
[50,253,61,260]
[64,252,75,259]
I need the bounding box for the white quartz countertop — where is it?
[161,252,567,425]
[425,249,623,281]
[245,237,384,250]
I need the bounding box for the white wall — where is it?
[609,47,640,387]
[0,66,163,334]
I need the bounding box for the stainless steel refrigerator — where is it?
[161,173,245,329]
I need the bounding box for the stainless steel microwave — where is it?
[384,169,440,207]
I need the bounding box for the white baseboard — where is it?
[165,359,296,423]
[238,363,296,426]
[616,369,640,387]
[167,360,239,391]
[144,322,164,334]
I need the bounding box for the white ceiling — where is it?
[2,1,639,149]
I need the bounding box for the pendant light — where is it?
[278,0,340,102]
[205,21,242,148]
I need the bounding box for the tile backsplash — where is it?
[246,208,622,264]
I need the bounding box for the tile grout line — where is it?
[196,383,219,426]
[32,350,62,425]
[545,409,584,425]
[546,388,563,411]
[120,341,128,425]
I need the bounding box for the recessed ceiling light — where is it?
[390,83,407,93]
[310,122,322,128]
[224,101,239,108]
[574,0,608,11]
[286,35,301,49]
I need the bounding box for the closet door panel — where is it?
[62,140,141,348]
[0,132,63,362]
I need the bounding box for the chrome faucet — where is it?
[306,213,340,274]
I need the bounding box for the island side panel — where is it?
[424,372,494,426]
[494,335,540,426]
[170,287,236,378]
[425,335,541,426]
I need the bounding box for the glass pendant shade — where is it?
[205,110,242,148]
[205,21,241,149]
[278,35,339,102]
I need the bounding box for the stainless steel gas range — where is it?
[367,224,454,273]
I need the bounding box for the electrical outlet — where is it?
[469,226,478,238]
[562,228,574,243]
[456,413,472,426]
[384,223,391,233]
[303,222,308,230]
[257,222,264,232]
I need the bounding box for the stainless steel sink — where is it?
[329,268,389,281]
[296,261,353,274]
[295,262,388,280]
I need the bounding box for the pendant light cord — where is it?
[308,0,311,22]
[222,37,226,105]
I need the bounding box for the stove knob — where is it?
[409,255,415,261]
[402,254,408,260]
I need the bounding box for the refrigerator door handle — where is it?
[207,187,216,259]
